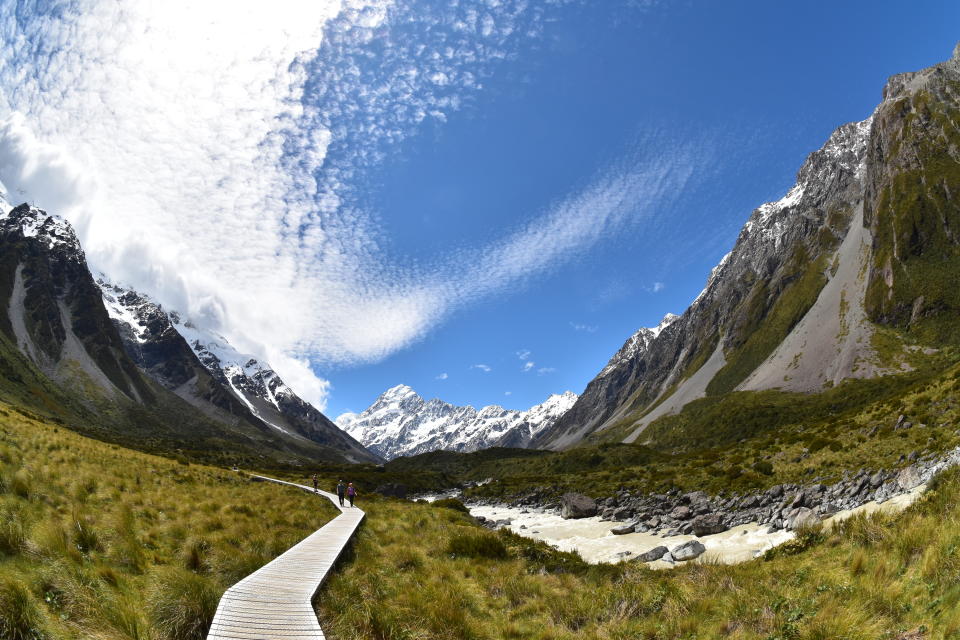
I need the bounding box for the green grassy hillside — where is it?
[318,468,960,639]
[0,403,337,639]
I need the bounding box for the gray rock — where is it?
[691,513,727,537]
[897,465,922,491]
[671,540,707,561]
[637,545,669,562]
[610,522,636,535]
[788,507,819,530]
[560,493,597,519]
[612,506,634,521]
[670,505,692,520]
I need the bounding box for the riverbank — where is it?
[432,445,960,566]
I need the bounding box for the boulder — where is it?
[637,545,668,562]
[788,507,820,530]
[612,506,634,521]
[671,540,707,561]
[610,522,636,535]
[670,505,692,520]
[897,465,922,491]
[691,513,728,537]
[560,492,598,519]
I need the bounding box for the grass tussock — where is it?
[0,401,338,639]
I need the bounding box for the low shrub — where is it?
[432,497,469,514]
[752,460,774,476]
[446,531,508,559]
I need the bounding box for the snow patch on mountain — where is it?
[598,313,679,379]
[338,385,578,460]
[98,279,300,432]
[0,202,81,251]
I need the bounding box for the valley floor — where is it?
[5,393,960,639]
[318,475,960,639]
[468,484,923,566]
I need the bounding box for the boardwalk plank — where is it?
[206,477,363,640]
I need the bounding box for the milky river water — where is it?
[462,484,926,566]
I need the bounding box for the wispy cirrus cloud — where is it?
[570,322,599,333]
[0,0,693,409]
[435,372,449,380]
[471,364,492,373]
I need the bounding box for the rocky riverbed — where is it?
[461,445,960,565]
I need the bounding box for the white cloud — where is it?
[522,361,535,372]
[435,372,448,380]
[504,391,512,396]
[570,322,598,333]
[537,367,556,375]
[0,1,693,409]
[652,281,665,292]
[516,349,531,360]
[471,364,492,373]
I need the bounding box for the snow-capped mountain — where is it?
[97,279,378,462]
[598,313,679,379]
[337,385,578,459]
[534,44,960,450]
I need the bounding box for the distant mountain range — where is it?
[337,384,577,459]
[0,194,377,465]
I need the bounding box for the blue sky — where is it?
[321,1,959,416]
[0,0,956,418]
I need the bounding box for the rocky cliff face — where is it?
[0,203,153,404]
[534,45,960,451]
[863,45,960,337]
[338,384,577,459]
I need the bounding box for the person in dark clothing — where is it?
[336,480,346,506]
[347,482,356,507]
[312,474,319,493]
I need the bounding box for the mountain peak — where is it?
[342,387,577,459]
[1,203,81,251]
[382,384,419,400]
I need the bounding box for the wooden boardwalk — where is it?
[207,476,364,640]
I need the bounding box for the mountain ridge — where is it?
[534,44,960,451]
[0,194,378,465]
[338,383,577,459]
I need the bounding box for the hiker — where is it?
[347,482,356,507]
[312,473,319,493]
[336,479,346,507]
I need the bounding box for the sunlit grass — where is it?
[319,468,960,639]
[0,401,338,639]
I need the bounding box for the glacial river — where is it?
[458,484,926,566]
